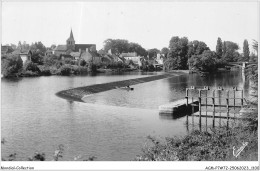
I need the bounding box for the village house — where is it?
[54,29,99,63]
[1,45,13,55]
[155,53,165,65]
[11,48,32,64]
[120,52,142,66]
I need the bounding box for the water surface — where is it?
[1,70,249,160]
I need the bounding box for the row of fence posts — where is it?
[185,86,244,130]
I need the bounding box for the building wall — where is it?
[54,51,66,56]
[125,56,142,66]
[81,51,101,64]
[20,54,29,64]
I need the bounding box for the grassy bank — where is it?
[135,121,258,161]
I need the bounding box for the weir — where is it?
[56,72,186,102]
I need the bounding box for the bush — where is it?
[21,70,40,77]
[135,125,258,161]
[38,65,51,76]
[188,50,218,72]
[1,54,23,77]
[31,51,44,65]
[79,59,87,66]
[43,55,59,66]
[163,58,178,71]
[59,65,72,75]
[87,62,97,72]
[23,61,40,73]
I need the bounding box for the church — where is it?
[54,29,97,58]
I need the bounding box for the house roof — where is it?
[1,46,13,54]
[61,54,73,58]
[11,49,31,55]
[70,52,81,57]
[120,52,137,57]
[55,45,67,51]
[74,44,96,52]
[46,49,53,53]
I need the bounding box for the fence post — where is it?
[199,89,202,126]
[241,90,244,107]
[226,90,229,126]
[186,88,189,106]
[212,90,215,128]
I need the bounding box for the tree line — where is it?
[164,36,257,72]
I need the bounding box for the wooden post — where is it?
[219,90,221,126]
[205,111,208,132]
[199,89,202,126]
[205,90,207,108]
[186,88,189,106]
[212,90,215,128]
[226,90,229,123]
[241,90,244,107]
[234,89,236,107]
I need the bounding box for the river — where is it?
[1,70,249,161]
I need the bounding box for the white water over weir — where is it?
[56,72,187,102]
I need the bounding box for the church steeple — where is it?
[69,29,74,40]
[66,29,75,51]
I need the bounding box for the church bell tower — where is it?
[66,29,75,51]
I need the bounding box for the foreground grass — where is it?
[135,121,258,161]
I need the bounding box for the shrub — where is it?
[59,65,72,75]
[23,61,40,73]
[1,54,23,77]
[87,62,97,72]
[79,59,87,67]
[21,70,40,77]
[38,65,51,76]
[188,50,218,72]
[43,55,59,66]
[135,125,258,161]
[31,51,44,65]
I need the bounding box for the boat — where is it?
[115,86,134,91]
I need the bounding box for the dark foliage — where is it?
[1,54,23,77]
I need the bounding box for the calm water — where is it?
[1,71,249,161]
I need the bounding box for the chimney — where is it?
[86,48,88,52]
[79,48,81,53]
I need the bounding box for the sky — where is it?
[1,1,259,52]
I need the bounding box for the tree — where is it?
[222,41,239,62]
[147,48,160,59]
[252,39,258,55]
[103,39,129,55]
[1,54,23,77]
[188,50,218,72]
[30,42,46,53]
[222,41,227,57]
[250,40,258,62]
[167,36,189,69]
[23,61,40,73]
[31,51,44,65]
[242,39,250,62]
[216,37,223,57]
[187,40,209,58]
[128,43,147,57]
[161,47,169,57]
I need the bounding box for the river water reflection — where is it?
[1,70,249,161]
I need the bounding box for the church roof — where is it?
[74,44,95,52]
[55,45,67,51]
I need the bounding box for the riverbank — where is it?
[135,121,258,161]
[56,71,189,102]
